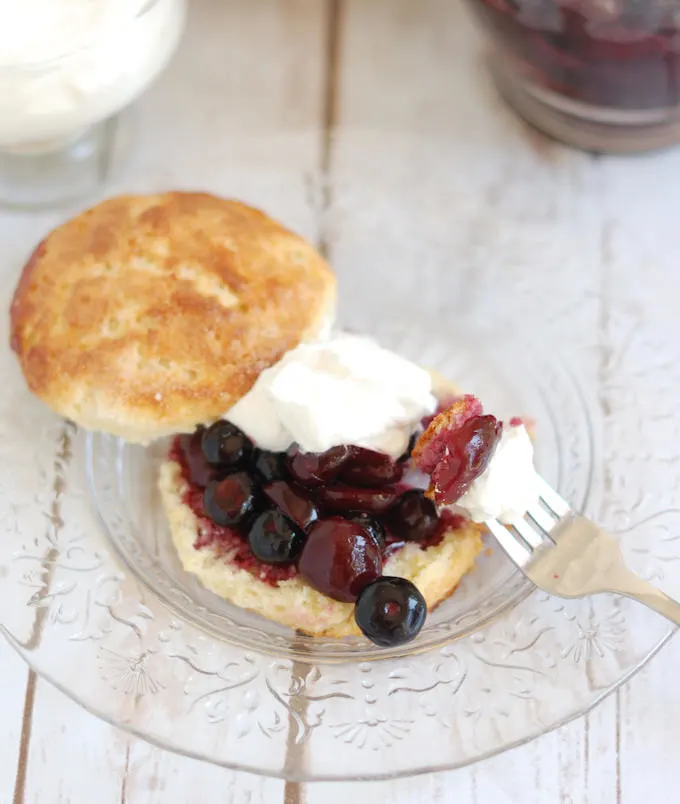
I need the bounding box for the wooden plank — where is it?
[23,681,129,804]
[583,697,620,804]
[314,0,616,796]
[595,134,680,804]
[303,715,618,804]
[6,0,326,801]
[20,675,283,804]
[110,0,327,235]
[618,638,680,804]
[312,0,680,791]
[0,207,84,804]
[123,741,282,804]
[303,716,604,804]
[597,142,680,804]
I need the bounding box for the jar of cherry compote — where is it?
[463,0,680,152]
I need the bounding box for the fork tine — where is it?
[535,475,571,518]
[510,517,545,549]
[526,501,557,535]
[486,519,532,567]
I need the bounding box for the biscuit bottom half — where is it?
[159,460,484,638]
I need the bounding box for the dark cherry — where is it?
[263,481,319,531]
[316,484,399,515]
[348,512,386,550]
[248,509,306,565]
[201,421,252,468]
[287,445,353,487]
[203,472,258,527]
[340,447,405,487]
[179,428,217,487]
[298,518,383,602]
[415,395,484,474]
[429,415,502,506]
[354,577,426,647]
[387,489,439,542]
[252,449,287,483]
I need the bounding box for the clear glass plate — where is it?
[2,147,680,779]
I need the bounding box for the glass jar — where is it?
[0,0,186,209]
[464,0,680,153]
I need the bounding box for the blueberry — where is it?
[201,421,252,468]
[248,509,306,565]
[387,489,438,542]
[354,577,426,647]
[204,473,258,526]
[252,449,287,483]
[348,512,386,550]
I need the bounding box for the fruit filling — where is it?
[170,421,457,591]
[469,0,680,112]
[414,398,503,507]
[170,398,498,646]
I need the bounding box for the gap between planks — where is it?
[12,671,37,804]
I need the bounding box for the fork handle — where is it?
[610,571,680,628]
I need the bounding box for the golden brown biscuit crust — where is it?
[10,193,335,442]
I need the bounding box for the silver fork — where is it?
[485,476,680,626]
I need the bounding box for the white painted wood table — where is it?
[2,1,680,801]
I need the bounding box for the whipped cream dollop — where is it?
[226,334,437,458]
[0,0,185,151]
[457,424,539,524]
